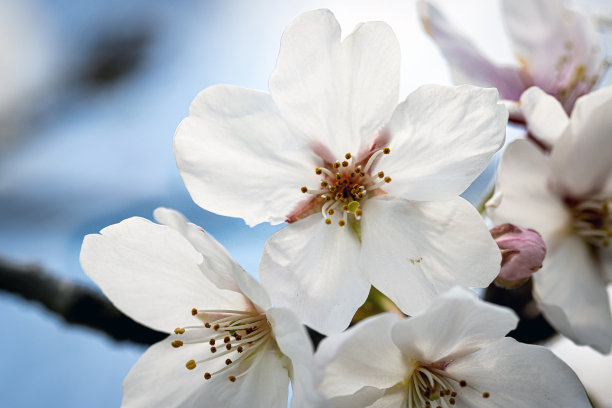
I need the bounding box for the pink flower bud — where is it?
[490,223,546,289]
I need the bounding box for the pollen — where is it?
[174,327,185,334]
[171,340,184,348]
[383,147,390,154]
[315,168,322,175]
[325,218,332,224]
[186,360,196,370]
[338,220,346,227]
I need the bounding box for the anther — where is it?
[237,346,244,353]
[459,380,467,387]
[333,162,341,169]
[171,340,183,348]
[338,220,346,227]
[325,218,332,225]
[204,372,211,380]
[378,171,384,178]
[449,398,455,405]
[226,344,232,350]
[345,153,352,159]
[384,176,391,183]
[451,392,457,397]
[210,346,217,353]
[191,308,198,316]
[383,147,390,154]
[224,336,230,343]
[225,359,232,365]
[186,360,196,370]
[315,168,322,175]
[320,180,328,188]
[482,392,490,398]
[300,186,308,193]
[209,339,215,345]
[174,327,185,334]
[355,209,363,217]
[213,324,220,331]
[341,161,349,167]
[328,209,335,215]
[204,322,211,328]
[228,376,237,382]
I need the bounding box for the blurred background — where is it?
[0,0,610,406]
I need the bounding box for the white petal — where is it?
[316,313,406,398]
[534,235,612,354]
[266,307,327,408]
[391,287,518,364]
[418,0,524,100]
[328,387,385,408]
[445,338,590,407]
[549,85,612,198]
[384,84,507,201]
[174,84,318,226]
[360,196,500,316]
[80,217,249,333]
[487,139,570,243]
[502,0,601,111]
[122,337,208,407]
[519,87,569,146]
[269,9,400,158]
[259,215,369,335]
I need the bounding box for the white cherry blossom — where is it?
[488,85,612,353]
[419,0,607,113]
[316,287,590,408]
[80,208,326,408]
[174,9,507,334]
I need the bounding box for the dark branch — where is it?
[0,259,165,345]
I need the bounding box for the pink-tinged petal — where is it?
[549,85,612,198]
[384,84,507,201]
[365,389,407,408]
[391,287,518,363]
[269,10,400,158]
[80,217,250,333]
[519,87,569,147]
[174,84,318,227]
[502,0,601,111]
[418,0,524,100]
[259,215,369,335]
[266,307,328,408]
[360,196,500,316]
[316,313,407,398]
[487,139,570,243]
[534,235,612,354]
[445,338,590,407]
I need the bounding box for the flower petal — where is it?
[519,86,569,147]
[80,216,249,333]
[549,85,612,198]
[259,214,369,335]
[269,9,400,158]
[391,287,518,363]
[360,196,500,316]
[174,84,318,226]
[501,0,601,111]
[266,307,327,408]
[445,337,590,407]
[327,387,385,408]
[384,84,507,201]
[487,139,570,243]
[316,313,406,398]
[418,0,524,100]
[534,235,612,354]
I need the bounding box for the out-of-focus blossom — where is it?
[174,9,507,335]
[80,208,326,408]
[490,223,546,288]
[419,0,608,113]
[316,287,590,408]
[488,85,612,353]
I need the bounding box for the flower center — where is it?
[403,363,491,408]
[571,197,612,248]
[172,308,273,382]
[300,147,392,226]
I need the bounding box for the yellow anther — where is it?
[213,324,220,331]
[325,218,332,225]
[300,186,308,193]
[341,161,349,167]
[357,192,364,199]
[342,205,349,211]
[325,195,332,201]
[383,147,390,154]
[345,153,352,159]
[204,372,211,380]
[378,171,385,178]
[174,327,185,335]
[191,308,198,316]
[329,186,337,192]
[228,376,237,382]
[350,172,355,177]
[336,174,342,180]
[338,220,346,227]
[355,209,363,217]
[315,168,322,175]
[384,176,391,183]
[171,340,183,348]
[320,180,328,188]
[186,360,197,370]
[328,209,335,215]
[333,162,341,169]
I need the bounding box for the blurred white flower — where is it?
[80,208,326,408]
[316,287,591,408]
[488,85,612,353]
[419,0,607,113]
[174,9,507,335]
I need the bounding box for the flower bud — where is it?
[490,223,546,289]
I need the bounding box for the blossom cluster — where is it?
[80,2,610,407]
